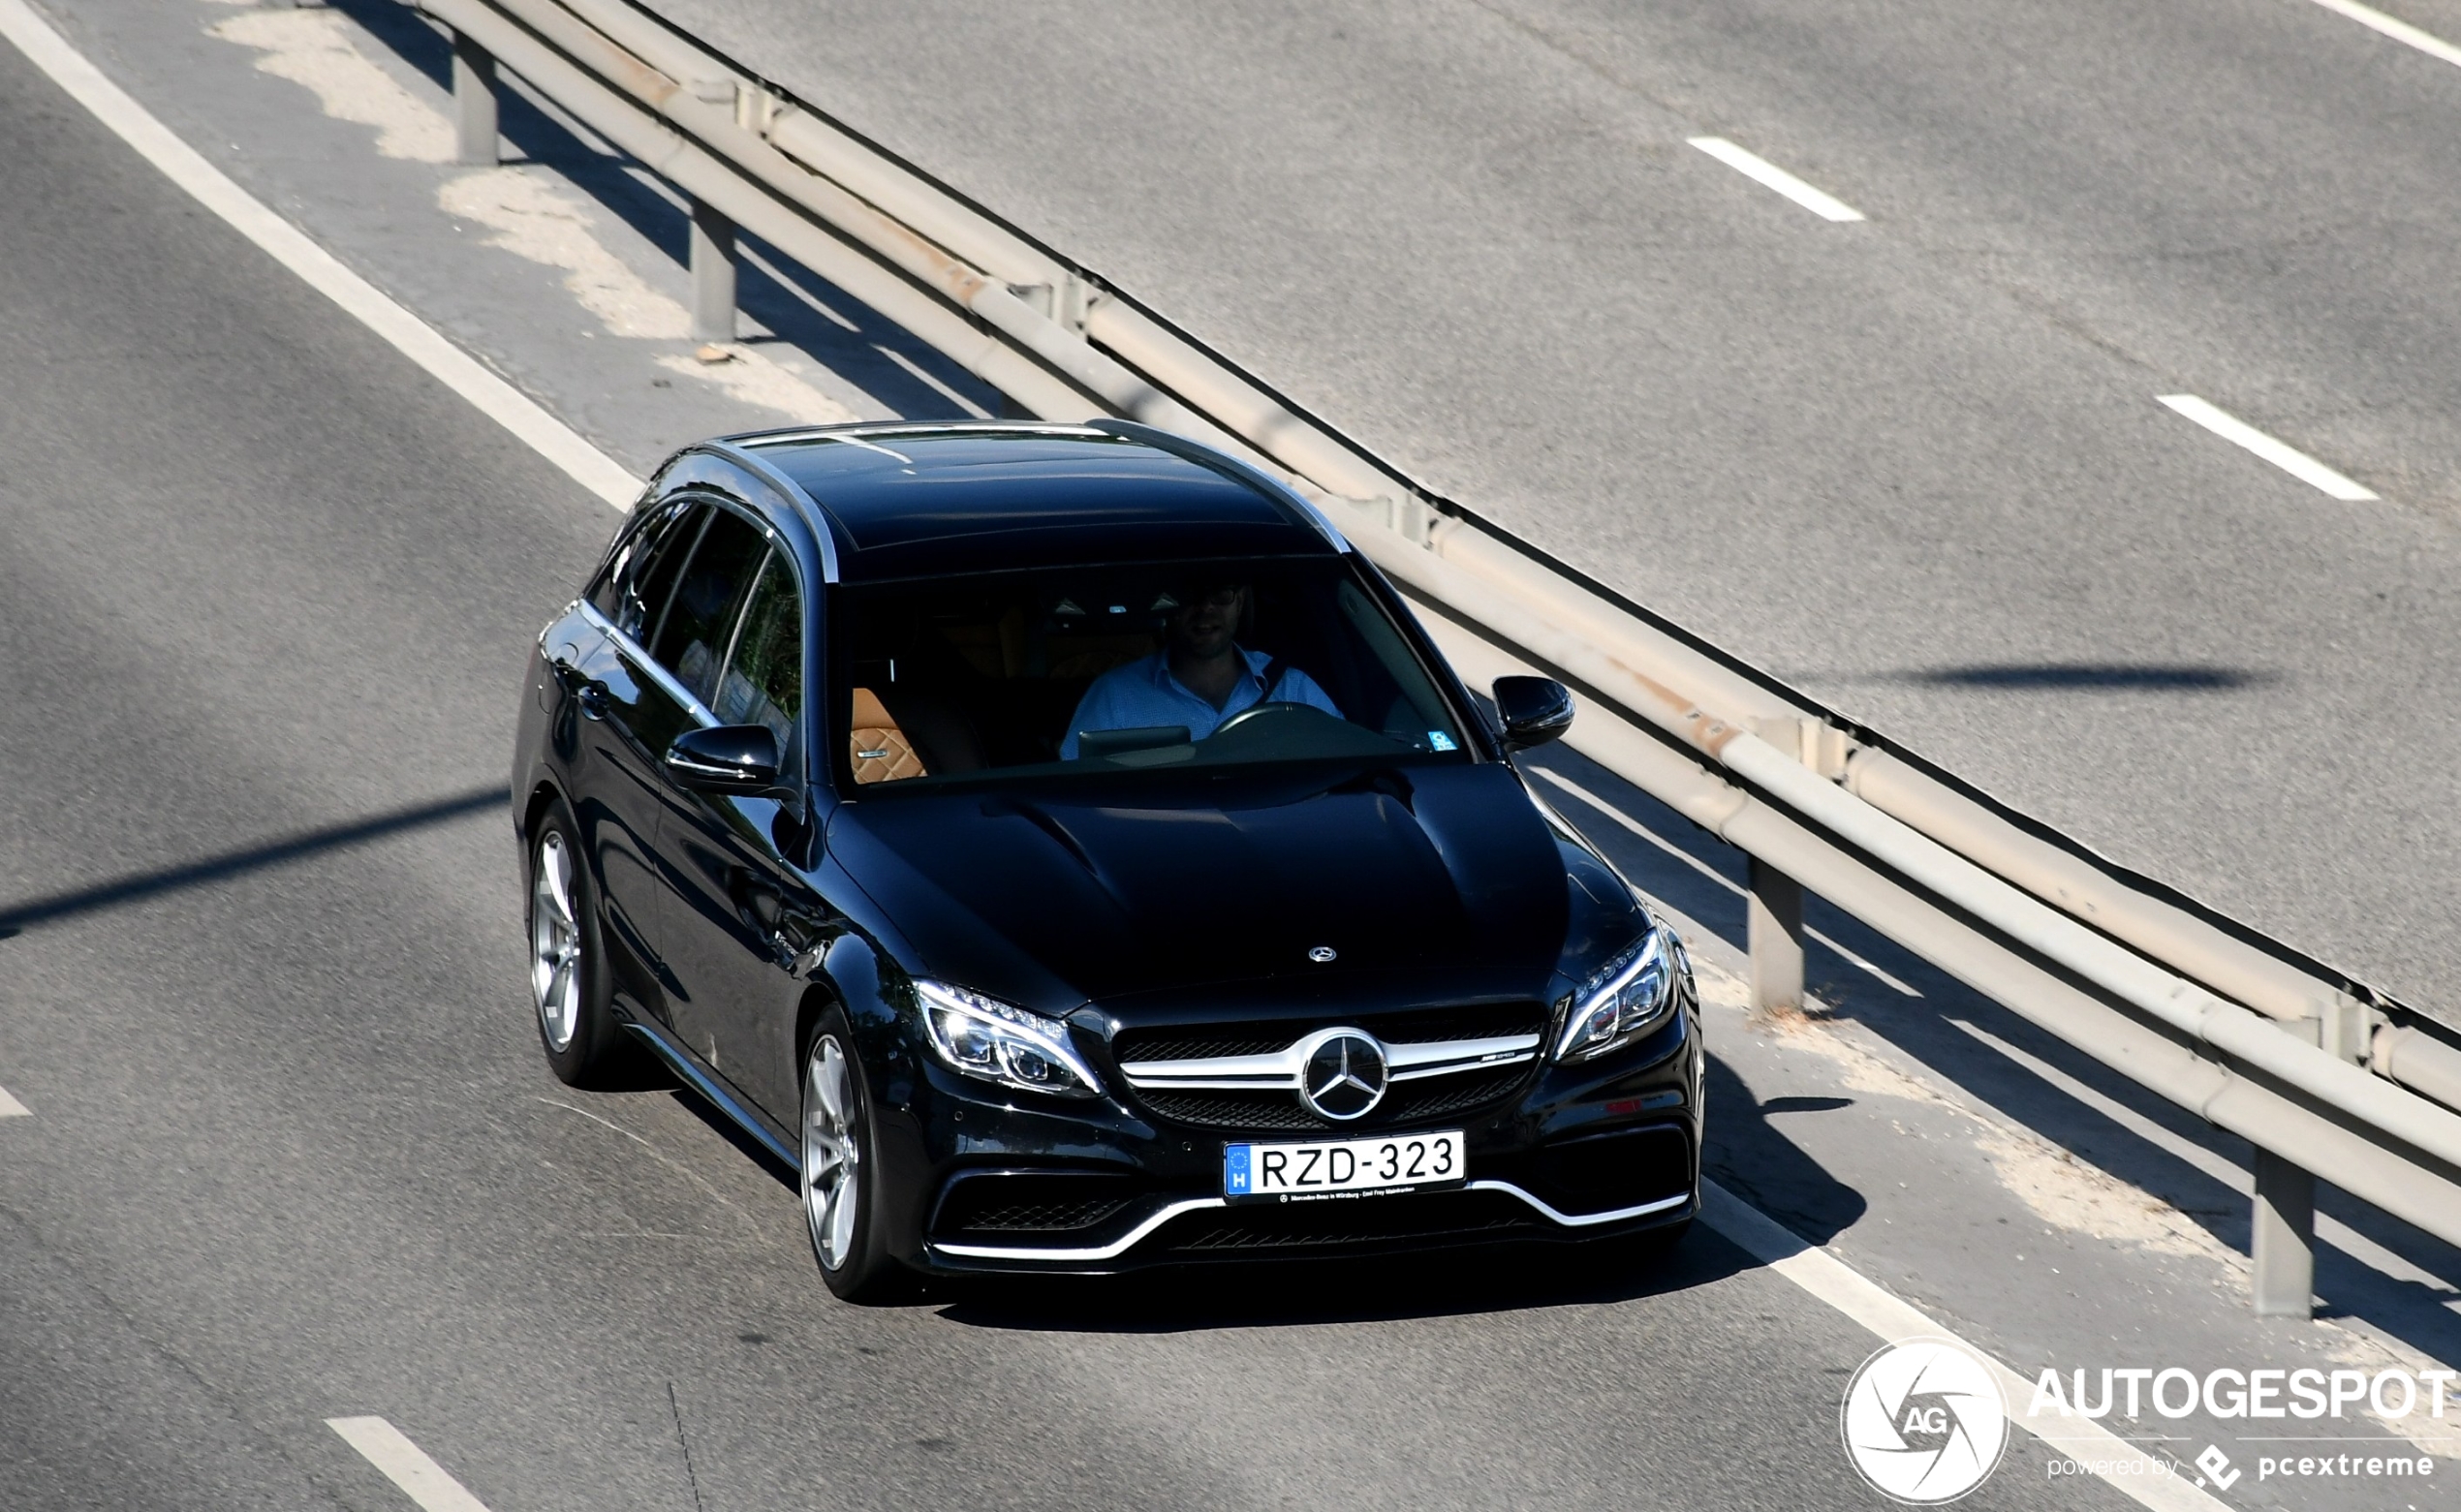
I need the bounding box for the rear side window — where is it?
[713,549,803,756]
[650,508,768,704]
[590,500,705,642]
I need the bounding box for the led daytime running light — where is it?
[915,979,1102,1097]
[1555,926,1679,1061]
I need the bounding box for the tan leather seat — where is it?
[849,687,926,784]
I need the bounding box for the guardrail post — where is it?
[2250,1150,2315,1318]
[689,199,737,344]
[1748,858,1805,1018]
[449,32,498,167]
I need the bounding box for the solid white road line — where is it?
[1533,767,1921,997]
[0,1086,28,1118]
[2300,0,2461,70]
[327,1418,495,1512]
[1687,137,1865,223]
[2157,394,2378,501]
[0,0,640,511]
[1698,1183,2226,1512]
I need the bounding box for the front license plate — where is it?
[1223,1129,1465,1202]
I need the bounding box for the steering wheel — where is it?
[1210,701,1324,738]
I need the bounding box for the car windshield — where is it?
[834,556,1475,790]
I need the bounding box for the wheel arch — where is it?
[518,780,564,849]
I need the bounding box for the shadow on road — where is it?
[1898,663,2268,692]
[1526,739,2461,1371]
[0,786,508,938]
[328,0,1000,424]
[926,1217,1744,1334]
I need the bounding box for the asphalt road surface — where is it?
[635,0,2461,1022]
[5,4,2455,1508]
[0,24,2162,1511]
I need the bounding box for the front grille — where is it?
[1120,1035,1288,1063]
[1135,1062,1532,1132]
[1157,1188,1539,1253]
[1140,1092,1332,1131]
[1387,1064,1527,1120]
[961,1198,1134,1232]
[931,1172,1140,1238]
[1113,1002,1545,1065]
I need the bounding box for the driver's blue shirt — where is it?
[1061,647,1340,758]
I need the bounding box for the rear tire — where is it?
[801,1009,909,1303]
[526,800,629,1087]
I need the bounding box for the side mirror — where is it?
[1492,676,1573,751]
[665,725,787,795]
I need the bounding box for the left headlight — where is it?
[915,979,1103,1098]
[1554,924,1687,1062]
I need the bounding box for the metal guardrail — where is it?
[415,0,2461,1312]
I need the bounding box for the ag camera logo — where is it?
[1841,1337,2010,1503]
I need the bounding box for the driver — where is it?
[1061,581,1340,758]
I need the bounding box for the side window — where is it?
[714,549,803,757]
[649,508,768,705]
[590,501,705,643]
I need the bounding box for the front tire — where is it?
[801,1010,906,1302]
[526,801,628,1087]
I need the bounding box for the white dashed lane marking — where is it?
[0,1086,28,1117]
[1687,137,1866,222]
[2157,393,2378,501]
[327,1418,495,1512]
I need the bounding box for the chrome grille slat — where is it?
[1121,1033,1540,1092]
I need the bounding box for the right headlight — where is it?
[1554,923,1687,1062]
[915,978,1103,1098]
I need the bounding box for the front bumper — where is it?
[887,1004,1702,1275]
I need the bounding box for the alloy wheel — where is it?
[803,1035,859,1270]
[529,830,583,1052]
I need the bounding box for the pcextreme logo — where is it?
[1841,1337,2010,1503]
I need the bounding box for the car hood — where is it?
[825,762,1571,1010]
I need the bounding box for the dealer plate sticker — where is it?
[1223,1129,1465,1202]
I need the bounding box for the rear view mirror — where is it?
[1492,676,1573,751]
[666,725,787,795]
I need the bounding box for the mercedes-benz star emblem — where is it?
[1307,944,1337,964]
[1298,1030,1387,1121]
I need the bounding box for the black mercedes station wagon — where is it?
[512,419,1701,1299]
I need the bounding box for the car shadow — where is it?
[925,1215,1767,1334]
[668,1082,801,1188]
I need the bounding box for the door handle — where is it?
[574,683,610,721]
